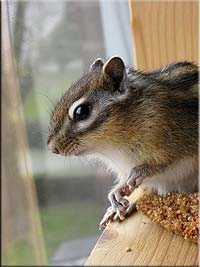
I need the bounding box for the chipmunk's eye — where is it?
[73,103,92,122]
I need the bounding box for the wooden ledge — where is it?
[85,211,198,266]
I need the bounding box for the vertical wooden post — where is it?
[2,2,46,265]
[129,1,198,71]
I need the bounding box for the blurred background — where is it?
[2,0,134,265]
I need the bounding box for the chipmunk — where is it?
[47,56,198,228]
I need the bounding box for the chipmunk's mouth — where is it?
[74,148,93,156]
[62,144,92,157]
[48,138,92,157]
[73,149,86,156]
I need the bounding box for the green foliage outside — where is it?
[41,203,102,261]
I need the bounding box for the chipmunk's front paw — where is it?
[108,186,130,208]
[99,189,127,228]
[99,201,137,229]
[99,185,136,229]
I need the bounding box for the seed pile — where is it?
[136,192,199,243]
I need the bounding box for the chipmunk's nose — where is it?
[47,139,60,154]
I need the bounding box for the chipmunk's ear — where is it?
[103,56,125,91]
[89,58,104,72]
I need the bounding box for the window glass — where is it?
[3,0,133,265]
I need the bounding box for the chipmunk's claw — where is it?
[99,204,126,229]
[99,200,137,229]
[99,206,115,229]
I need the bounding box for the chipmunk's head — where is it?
[47,56,129,156]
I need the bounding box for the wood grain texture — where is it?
[85,1,198,266]
[129,1,198,71]
[86,211,198,266]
